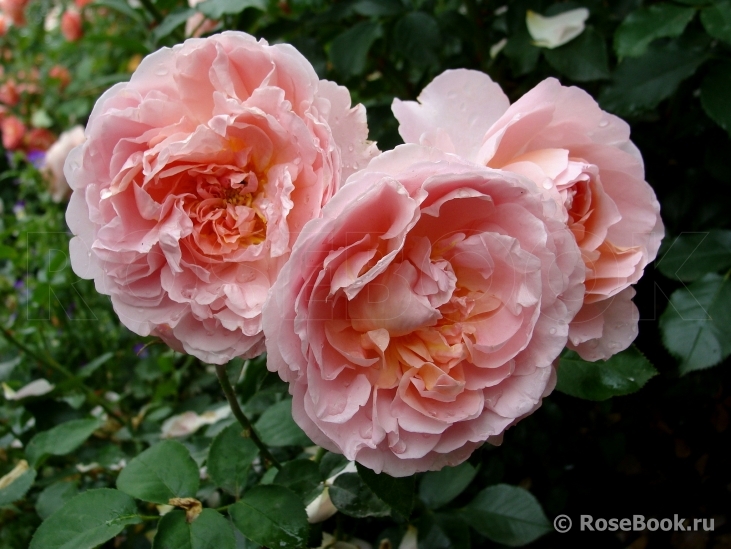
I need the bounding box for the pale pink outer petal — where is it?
[568,286,639,361]
[392,69,510,161]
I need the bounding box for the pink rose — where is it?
[1,115,25,150]
[263,145,584,475]
[66,32,377,364]
[61,9,83,42]
[0,0,27,26]
[393,69,663,361]
[43,125,85,202]
[0,13,8,36]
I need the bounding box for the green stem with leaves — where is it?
[214,363,281,469]
[0,326,133,433]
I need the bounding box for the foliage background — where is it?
[1,0,731,547]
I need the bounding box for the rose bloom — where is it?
[263,145,584,475]
[0,0,27,26]
[66,32,377,363]
[392,69,663,361]
[1,114,25,150]
[43,125,85,202]
[61,9,83,42]
[0,13,9,36]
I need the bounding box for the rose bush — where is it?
[65,31,377,364]
[264,144,584,475]
[393,69,663,360]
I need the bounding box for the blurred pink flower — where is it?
[185,0,217,38]
[43,125,85,202]
[263,145,584,476]
[0,0,28,26]
[65,32,377,364]
[1,115,25,150]
[61,9,83,42]
[393,69,663,361]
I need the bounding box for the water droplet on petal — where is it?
[599,119,609,127]
[542,179,554,190]
[549,327,557,335]
[154,65,168,76]
[348,145,354,152]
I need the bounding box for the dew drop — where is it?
[154,65,168,76]
[628,377,635,382]
[348,145,354,152]
[549,327,557,335]
[599,119,609,127]
[392,440,406,454]
[542,179,554,190]
[359,424,373,438]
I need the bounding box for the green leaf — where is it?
[273,460,322,499]
[701,63,731,135]
[0,467,36,506]
[657,230,731,280]
[208,424,258,497]
[93,0,147,24]
[153,509,236,549]
[544,27,610,81]
[660,274,731,374]
[392,12,441,67]
[356,463,414,517]
[254,399,312,447]
[614,4,696,58]
[36,481,79,520]
[229,485,309,549]
[29,489,140,549]
[26,418,103,467]
[329,472,390,518]
[556,347,658,401]
[416,513,471,549]
[77,352,114,378]
[153,8,196,43]
[329,21,383,77]
[462,484,551,547]
[196,0,265,19]
[504,27,540,77]
[600,37,708,116]
[419,462,478,510]
[116,440,200,504]
[701,1,731,44]
[352,0,403,17]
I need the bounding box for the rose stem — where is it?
[214,363,282,470]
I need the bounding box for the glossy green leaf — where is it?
[701,63,731,135]
[329,472,390,518]
[29,489,140,549]
[392,12,441,67]
[660,274,731,374]
[208,424,258,496]
[419,462,478,509]
[196,0,265,19]
[462,484,551,547]
[116,440,199,504]
[26,418,103,467]
[229,485,309,549]
[356,463,414,517]
[329,21,383,77]
[254,399,312,447]
[600,37,708,116]
[614,4,696,58]
[544,27,610,81]
[0,467,36,506]
[153,509,236,549]
[658,230,731,280]
[152,8,196,43]
[556,347,658,401]
[273,459,322,499]
[35,480,79,520]
[701,1,731,44]
[77,352,114,378]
